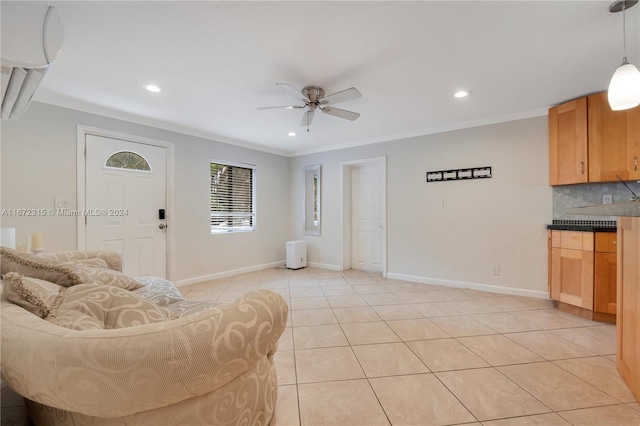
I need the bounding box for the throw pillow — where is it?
[39,250,124,272]
[58,262,143,291]
[46,284,175,330]
[2,272,64,318]
[1,247,84,286]
[68,258,109,269]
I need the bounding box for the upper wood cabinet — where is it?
[588,92,640,182]
[549,92,640,185]
[549,97,588,185]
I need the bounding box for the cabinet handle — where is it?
[579,161,584,175]
[613,241,617,245]
[635,156,638,171]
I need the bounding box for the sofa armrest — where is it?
[39,250,124,272]
[1,289,288,418]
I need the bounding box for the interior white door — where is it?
[85,135,167,278]
[351,166,384,271]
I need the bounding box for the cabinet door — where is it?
[588,92,640,182]
[549,97,588,185]
[550,247,594,309]
[617,217,640,402]
[595,252,617,314]
[616,217,640,400]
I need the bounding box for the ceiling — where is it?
[18,1,640,156]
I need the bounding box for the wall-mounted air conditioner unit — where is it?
[1,3,64,120]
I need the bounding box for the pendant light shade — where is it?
[608,0,640,110]
[608,59,640,110]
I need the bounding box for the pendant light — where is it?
[608,0,640,111]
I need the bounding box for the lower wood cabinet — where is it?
[549,230,616,321]
[617,217,640,402]
[595,232,617,315]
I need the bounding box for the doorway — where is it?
[341,157,387,275]
[77,127,175,279]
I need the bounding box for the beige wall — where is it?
[289,116,553,296]
[1,103,552,295]
[0,102,290,282]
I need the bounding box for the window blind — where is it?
[210,162,255,233]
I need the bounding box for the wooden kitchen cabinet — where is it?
[549,230,617,321]
[617,217,640,402]
[550,230,594,309]
[549,92,640,185]
[588,92,640,182]
[549,98,588,185]
[594,232,617,315]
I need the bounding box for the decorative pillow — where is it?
[1,247,84,286]
[2,272,64,318]
[68,258,109,269]
[46,284,176,330]
[58,262,144,291]
[133,276,184,306]
[39,250,124,272]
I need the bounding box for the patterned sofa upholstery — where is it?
[0,249,288,425]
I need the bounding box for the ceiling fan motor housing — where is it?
[303,86,325,103]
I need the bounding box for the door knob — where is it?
[159,223,167,230]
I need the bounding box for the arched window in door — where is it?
[105,151,151,171]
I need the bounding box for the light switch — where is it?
[54,198,68,209]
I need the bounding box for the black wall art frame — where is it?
[426,166,492,182]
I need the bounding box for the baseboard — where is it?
[307,262,342,271]
[174,260,285,287]
[385,273,550,299]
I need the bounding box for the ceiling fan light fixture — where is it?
[454,90,470,98]
[608,0,640,110]
[143,84,161,93]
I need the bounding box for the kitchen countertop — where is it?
[567,201,640,217]
[546,224,616,232]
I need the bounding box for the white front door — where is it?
[351,166,384,272]
[85,135,167,278]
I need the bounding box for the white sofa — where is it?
[0,248,288,425]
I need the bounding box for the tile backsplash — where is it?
[553,181,640,221]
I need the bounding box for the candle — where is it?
[31,233,43,250]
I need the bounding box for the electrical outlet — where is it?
[440,199,447,208]
[603,194,613,205]
[491,265,500,276]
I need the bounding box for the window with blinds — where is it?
[210,161,255,233]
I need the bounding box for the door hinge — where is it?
[84,145,87,158]
[85,215,87,226]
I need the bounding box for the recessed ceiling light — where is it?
[288,132,296,137]
[144,84,161,93]
[454,90,470,98]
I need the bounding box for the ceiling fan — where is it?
[258,83,362,131]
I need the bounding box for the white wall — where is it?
[1,103,552,294]
[0,102,290,282]
[290,116,553,296]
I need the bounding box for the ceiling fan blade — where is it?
[276,83,309,102]
[320,87,361,105]
[320,106,360,121]
[257,105,305,111]
[300,109,315,127]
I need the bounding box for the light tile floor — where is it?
[2,267,639,425]
[182,267,639,426]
